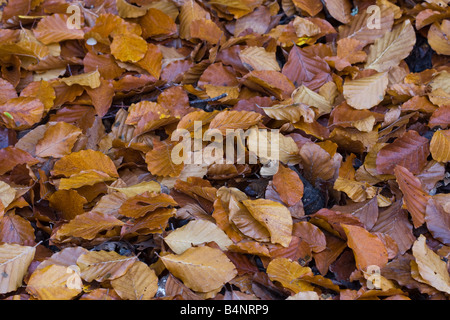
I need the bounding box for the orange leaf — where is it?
[190,18,224,44]
[34,14,84,45]
[0,97,44,130]
[145,140,184,177]
[342,224,388,271]
[52,149,119,179]
[48,190,87,220]
[120,208,176,237]
[136,43,163,79]
[35,122,82,158]
[110,34,148,63]
[208,110,262,134]
[161,246,237,293]
[140,8,178,39]
[27,264,82,300]
[85,78,114,118]
[242,70,295,100]
[51,211,124,242]
[430,129,450,163]
[272,165,303,206]
[292,0,323,16]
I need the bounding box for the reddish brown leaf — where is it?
[376,130,430,175]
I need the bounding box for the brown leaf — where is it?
[118,192,177,218]
[425,198,450,245]
[281,45,332,92]
[376,130,430,175]
[0,146,39,175]
[0,97,44,130]
[394,165,430,229]
[0,212,35,246]
[140,8,178,39]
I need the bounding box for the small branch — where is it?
[189,93,227,105]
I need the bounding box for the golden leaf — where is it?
[161,246,237,293]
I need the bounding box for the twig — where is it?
[189,93,227,105]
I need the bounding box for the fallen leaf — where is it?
[342,224,389,271]
[161,246,237,293]
[35,122,82,158]
[27,264,82,300]
[110,261,158,300]
[430,129,450,163]
[343,72,389,110]
[412,235,450,294]
[164,219,233,254]
[394,165,429,229]
[77,250,137,282]
[242,199,293,247]
[0,243,36,294]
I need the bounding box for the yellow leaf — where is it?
[430,129,450,163]
[343,72,389,110]
[266,258,315,293]
[27,264,82,300]
[365,20,416,72]
[59,70,101,89]
[0,243,36,294]
[0,181,16,208]
[164,219,233,254]
[412,235,450,294]
[292,85,333,116]
[161,246,237,293]
[334,177,377,202]
[108,181,161,197]
[239,46,280,71]
[242,199,293,247]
